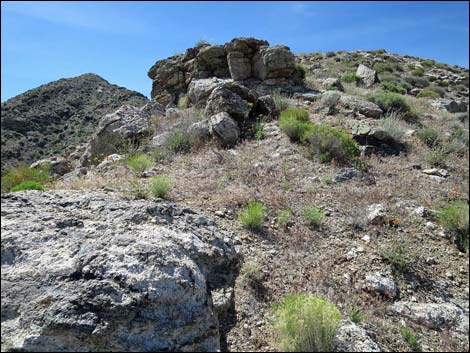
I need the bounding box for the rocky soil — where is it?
[1,38,469,352]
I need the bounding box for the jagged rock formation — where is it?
[147,37,303,105]
[1,190,240,352]
[1,74,148,174]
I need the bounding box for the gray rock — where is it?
[1,190,240,352]
[30,157,73,176]
[335,320,381,352]
[356,64,380,87]
[205,87,250,121]
[227,51,252,81]
[431,98,467,113]
[252,45,296,80]
[422,168,449,178]
[188,78,233,107]
[392,301,469,337]
[334,168,362,183]
[188,120,212,141]
[253,95,278,120]
[366,204,387,225]
[209,112,240,147]
[150,132,172,148]
[321,91,341,108]
[81,105,152,166]
[364,272,398,299]
[320,78,345,92]
[340,95,383,119]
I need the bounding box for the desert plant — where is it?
[416,89,440,99]
[437,201,469,252]
[368,91,411,114]
[326,51,336,58]
[349,306,366,324]
[10,180,44,192]
[302,124,360,164]
[1,164,50,193]
[381,113,405,143]
[302,204,325,228]
[416,127,441,147]
[150,175,172,199]
[340,73,360,84]
[126,152,154,174]
[381,238,417,275]
[426,144,453,167]
[400,326,420,352]
[239,200,267,231]
[241,261,265,290]
[294,64,306,82]
[128,180,149,199]
[382,82,407,94]
[404,75,429,88]
[273,90,290,111]
[279,109,311,142]
[272,293,341,352]
[195,39,210,47]
[276,208,293,227]
[167,131,193,154]
[411,67,425,77]
[254,121,266,140]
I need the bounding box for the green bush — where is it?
[438,201,469,252]
[273,293,341,352]
[416,127,441,147]
[381,114,405,143]
[437,80,449,87]
[381,239,417,275]
[241,261,264,290]
[426,144,452,167]
[167,131,193,154]
[126,152,154,174]
[416,89,440,99]
[404,75,429,88]
[255,121,266,140]
[1,165,50,193]
[294,64,306,82]
[400,326,420,352]
[279,109,312,142]
[150,175,172,199]
[412,67,425,77]
[382,82,407,94]
[326,51,336,58]
[421,59,436,68]
[368,91,411,114]
[302,124,360,164]
[239,200,267,231]
[349,306,366,324]
[340,73,360,84]
[10,181,44,192]
[302,204,325,228]
[276,209,293,227]
[177,95,190,109]
[273,90,290,111]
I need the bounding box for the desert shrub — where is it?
[416,89,440,99]
[374,62,401,74]
[126,152,154,174]
[368,91,411,114]
[382,82,407,94]
[421,58,436,68]
[128,180,149,199]
[381,239,417,275]
[273,90,290,111]
[326,51,336,58]
[167,131,193,154]
[177,95,190,109]
[195,39,210,47]
[450,125,469,149]
[404,75,429,88]
[416,127,441,147]
[426,144,452,167]
[239,200,267,231]
[10,181,44,192]
[437,80,449,87]
[381,113,405,143]
[273,293,341,352]
[254,121,266,140]
[400,326,420,352]
[150,175,172,199]
[349,306,366,324]
[276,209,293,227]
[438,201,469,252]
[302,124,360,164]
[412,67,425,77]
[456,112,469,125]
[1,164,50,193]
[302,204,325,228]
[241,261,264,290]
[340,73,360,83]
[279,109,311,142]
[294,64,306,82]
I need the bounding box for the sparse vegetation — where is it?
[1,165,50,193]
[150,175,172,199]
[239,200,267,231]
[381,238,417,275]
[416,89,440,99]
[302,204,325,228]
[241,261,265,290]
[167,131,193,154]
[368,91,411,114]
[340,73,360,84]
[417,127,441,147]
[400,326,420,352]
[10,180,45,192]
[126,152,154,174]
[273,90,290,111]
[382,81,407,94]
[177,95,190,109]
[437,201,469,252]
[272,293,341,352]
[276,208,293,227]
[349,306,366,324]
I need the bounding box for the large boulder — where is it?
[340,95,383,119]
[209,112,240,147]
[227,51,252,81]
[205,86,251,121]
[356,64,380,87]
[1,190,240,352]
[431,98,467,113]
[253,45,296,80]
[188,78,233,107]
[81,105,152,166]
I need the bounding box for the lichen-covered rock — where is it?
[188,78,233,107]
[320,78,345,92]
[227,51,252,81]
[1,190,240,352]
[356,64,380,87]
[80,105,151,166]
[205,87,251,121]
[253,45,296,80]
[364,272,398,299]
[431,98,467,113]
[253,95,278,120]
[209,112,240,147]
[340,95,383,119]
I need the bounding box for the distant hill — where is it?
[1,73,148,173]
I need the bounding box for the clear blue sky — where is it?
[1,1,469,102]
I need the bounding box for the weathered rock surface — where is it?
[364,272,398,299]
[1,190,240,352]
[188,78,233,107]
[81,105,152,166]
[431,98,467,113]
[356,64,380,87]
[30,156,73,176]
[209,112,240,147]
[340,95,383,119]
[205,87,251,121]
[1,73,148,174]
[335,320,381,352]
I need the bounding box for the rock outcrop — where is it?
[1,190,241,352]
[148,37,302,104]
[1,74,148,174]
[356,64,380,87]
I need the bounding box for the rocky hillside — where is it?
[1,73,148,173]
[1,38,469,352]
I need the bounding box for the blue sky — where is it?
[1,1,469,102]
